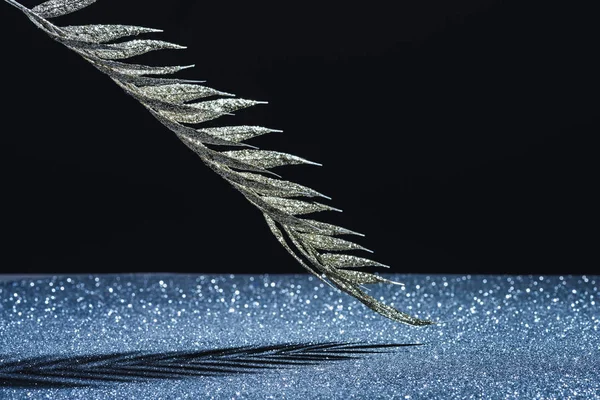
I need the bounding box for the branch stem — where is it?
[4,0,29,12]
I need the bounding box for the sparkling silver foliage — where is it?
[32,0,96,18]
[61,24,163,43]
[319,253,390,269]
[196,126,279,143]
[222,150,321,169]
[261,196,341,216]
[299,233,372,252]
[4,0,433,326]
[136,84,233,104]
[88,39,187,60]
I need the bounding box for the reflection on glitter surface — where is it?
[0,274,598,399]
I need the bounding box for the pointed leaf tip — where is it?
[196,126,281,143]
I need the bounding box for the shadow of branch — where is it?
[1,342,423,388]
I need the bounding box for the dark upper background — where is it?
[1,0,595,275]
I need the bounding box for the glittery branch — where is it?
[4,0,433,326]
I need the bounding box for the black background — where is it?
[1,0,596,276]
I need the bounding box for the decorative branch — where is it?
[4,0,433,326]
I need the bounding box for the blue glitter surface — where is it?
[0,274,598,399]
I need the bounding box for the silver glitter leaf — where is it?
[213,168,328,198]
[319,253,389,269]
[299,233,372,253]
[191,98,264,114]
[180,136,272,173]
[80,53,202,86]
[196,126,280,143]
[95,62,202,86]
[136,84,232,104]
[261,197,341,215]
[222,150,320,170]
[62,24,162,43]
[236,173,327,198]
[111,64,194,77]
[207,151,276,175]
[158,99,261,124]
[83,57,195,77]
[157,108,220,125]
[32,0,96,19]
[110,80,208,116]
[295,220,364,236]
[91,40,186,60]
